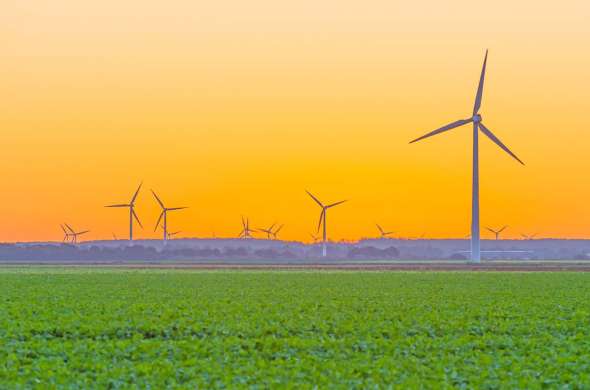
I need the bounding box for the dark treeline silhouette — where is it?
[1,238,590,262]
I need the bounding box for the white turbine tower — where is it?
[152,190,187,241]
[306,190,346,257]
[410,51,524,263]
[105,182,143,241]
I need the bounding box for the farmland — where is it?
[0,268,589,387]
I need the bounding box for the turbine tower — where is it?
[306,190,346,257]
[105,182,143,241]
[239,217,255,239]
[410,50,524,263]
[486,225,508,240]
[376,224,394,238]
[152,190,187,241]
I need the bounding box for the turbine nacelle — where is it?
[472,114,482,123]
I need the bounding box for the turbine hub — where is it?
[472,114,482,123]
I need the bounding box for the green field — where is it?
[0,268,589,387]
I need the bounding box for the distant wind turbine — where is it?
[410,50,524,263]
[258,223,276,239]
[258,223,284,240]
[272,224,284,239]
[376,224,394,238]
[487,225,508,240]
[152,190,187,241]
[64,223,90,244]
[239,217,255,239]
[310,233,320,243]
[161,226,181,240]
[521,233,537,240]
[306,190,346,257]
[60,224,73,243]
[105,182,143,240]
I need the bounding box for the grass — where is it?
[0,268,589,387]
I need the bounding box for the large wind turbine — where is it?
[487,225,508,240]
[306,190,346,257]
[410,51,524,263]
[152,190,187,241]
[105,182,143,241]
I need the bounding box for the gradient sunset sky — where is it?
[3,0,590,242]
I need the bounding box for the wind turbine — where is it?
[306,190,346,257]
[272,224,284,239]
[160,226,181,240]
[105,182,143,240]
[64,223,90,244]
[258,223,284,240]
[239,217,255,239]
[152,190,187,241]
[258,223,276,239]
[310,233,320,243]
[521,233,537,240]
[376,224,394,238]
[486,225,508,240]
[60,224,73,243]
[409,50,524,263]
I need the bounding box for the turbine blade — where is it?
[65,224,75,234]
[154,211,164,232]
[274,224,284,234]
[327,200,346,208]
[499,225,508,233]
[478,122,524,165]
[78,230,90,235]
[167,207,187,211]
[131,182,143,204]
[473,49,488,115]
[376,224,384,234]
[151,190,165,209]
[132,209,143,228]
[409,118,472,144]
[317,209,325,233]
[306,190,324,207]
[105,204,130,208]
[485,227,495,234]
[60,224,67,234]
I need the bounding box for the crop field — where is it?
[0,268,589,387]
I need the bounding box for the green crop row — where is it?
[0,269,588,388]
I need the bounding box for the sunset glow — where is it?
[3,0,590,242]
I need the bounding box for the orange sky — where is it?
[2,0,590,242]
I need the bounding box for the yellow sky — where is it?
[2,0,590,242]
